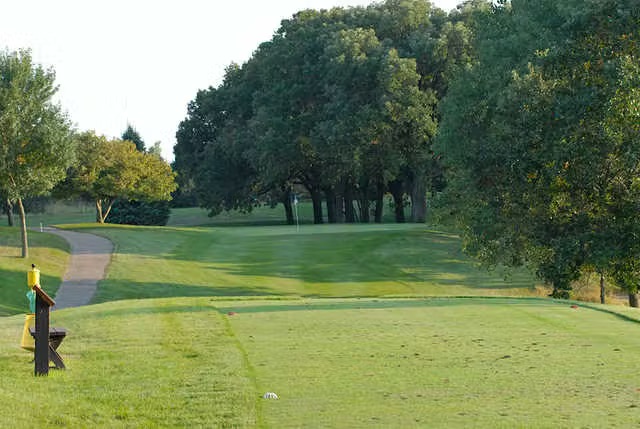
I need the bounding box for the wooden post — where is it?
[33,285,55,376]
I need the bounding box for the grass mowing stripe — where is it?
[221,312,266,428]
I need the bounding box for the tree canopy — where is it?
[436,0,640,301]
[59,131,176,223]
[0,49,74,257]
[175,0,472,224]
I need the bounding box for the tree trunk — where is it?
[96,200,105,223]
[599,272,605,305]
[374,182,384,223]
[103,200,115,222]
[388,180,405,223]
[324,188,337,224]
[96,199,115,223]
[357,182,370,223]
[310,189,323,224]
[629,292,639,308]
[5,199,14,227]
[359,198,370,223]
[336,191,345,223]
[344,186,355,223]
[17,198,28,258]
[282,193,294,225]
[358,179,370,223]
[410,174,427,223]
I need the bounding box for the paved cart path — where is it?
[43,228,113,310]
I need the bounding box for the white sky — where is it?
[0,0,460,161]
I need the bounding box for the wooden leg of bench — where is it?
[48,345,65,369]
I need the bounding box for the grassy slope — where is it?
[2,208,637,427]
[1,297,639,427]
[60,223,539,303]
[0,227,70,316]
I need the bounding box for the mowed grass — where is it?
[0,298,256,427]
[223,298,640,428]
[59,223,540,303]
[1,297,639,427]
[0,227,69,315]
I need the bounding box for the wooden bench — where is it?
[29,327,67,370]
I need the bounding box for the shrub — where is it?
[107,200,170,226]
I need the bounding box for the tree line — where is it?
[174,0,477,225]
[176,0,640,304]
[2,0,638,304]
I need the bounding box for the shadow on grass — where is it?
[67,223,536,294]
[91,281,288,305]
[0,269,62,316]
[574,302,640,325]
[214,296,556,315]
[77,303,219,320]
[69,296,557,322]
[183,230,534,291]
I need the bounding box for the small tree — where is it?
[121,124,145,152]
[0,49,74,257]
[60,131,176,223]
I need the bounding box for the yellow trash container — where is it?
[27,265,40,288]
[20,313,35,351]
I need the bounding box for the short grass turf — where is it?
[61,223,539,303]
[0,298,256,427]
[0,227,69,315]
[1,297,640,428]
[221,297,640,428]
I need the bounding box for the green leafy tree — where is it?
[175,0,470,225]
[60,131,176,223]
[0,49,74,257]
[148,141,162,157]
[119,127,172,224]
[176,63,261,217]
[437,0,640,301]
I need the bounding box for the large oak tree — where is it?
[175,0,459,224]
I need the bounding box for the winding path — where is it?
[43,228,114,310]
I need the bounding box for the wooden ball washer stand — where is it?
[21,265,67,376]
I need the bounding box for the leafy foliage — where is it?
[57,131,176,223]
[437,0,640,300]
[107,200,171,226]
[0,49,74,256]
[175,0,471,224]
